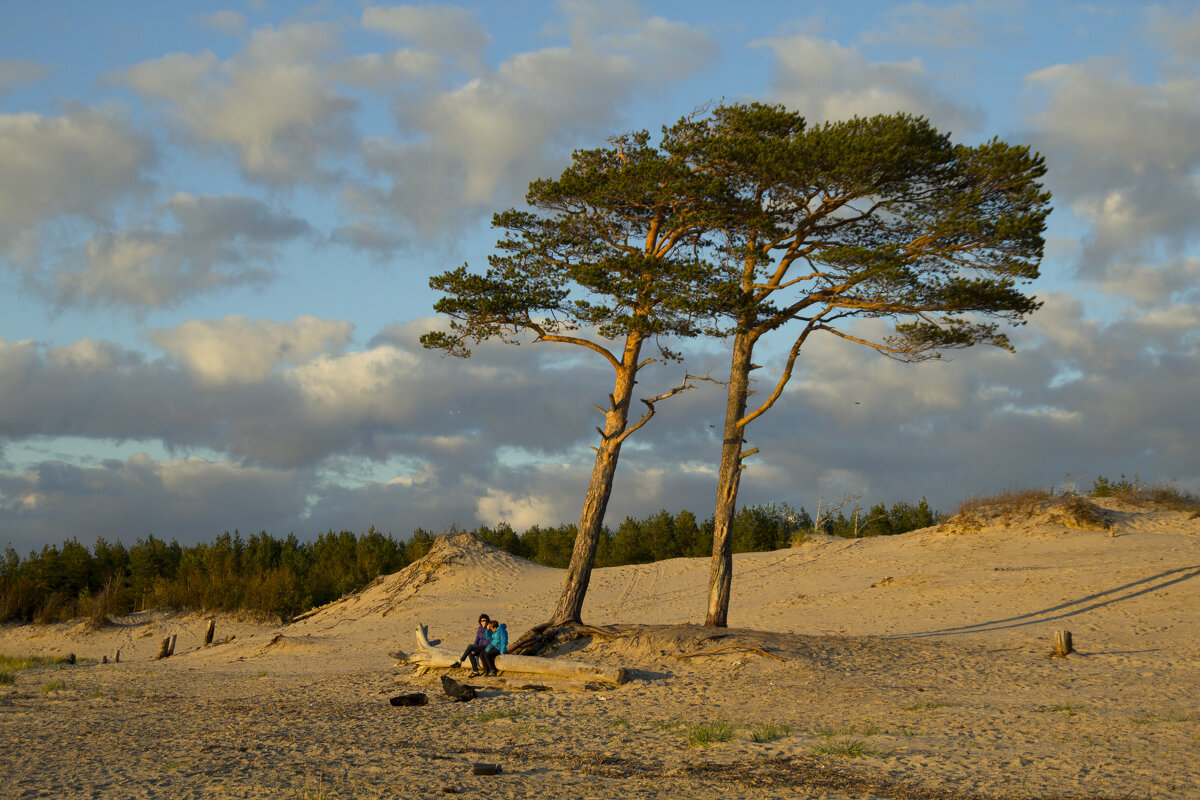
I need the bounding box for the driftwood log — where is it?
[392,625,628,685]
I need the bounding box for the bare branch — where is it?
[614,377,696,444]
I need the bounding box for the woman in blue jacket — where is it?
[480,620,507,676]
[451,614,491,676]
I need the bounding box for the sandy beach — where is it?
[2,496,1198,799]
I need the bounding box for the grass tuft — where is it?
[749,721,791,742]
[39,679,67,694]
[810,737,886,758]
[0,653,67,672]
[686,719,737,746]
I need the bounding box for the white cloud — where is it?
[859,1,1020,50]
[361,5,490,62]
[0,108,155,244]
[754,33,982,131]
[350,3,717,240]
[0,58,51,96]
[1024,49,1200,274]
[477,486,567,530]
[148,315,355,385]
[332,49,440,87]
[120,23,357,185]
[195,10,246,36]
[1146,4,1200,65]
[47,193,313,311]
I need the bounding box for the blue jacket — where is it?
[488,623,508,654]
[473,624,490,647]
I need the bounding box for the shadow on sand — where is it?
[892,564,1200,638]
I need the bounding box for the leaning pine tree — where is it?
[672,104,1052,626]
[421,128,743,631]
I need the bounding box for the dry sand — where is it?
[2,496,1198,799]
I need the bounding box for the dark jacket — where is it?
[487,623,508,654]
[473,624,490,647]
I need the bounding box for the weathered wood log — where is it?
[1051,629,1074,658]
[156,637,171,660]
[393,625,628,685]
[204,619,216,646]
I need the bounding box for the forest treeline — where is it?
[1,498,938,625]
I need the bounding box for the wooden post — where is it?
[204,619,216,646]
[156,637,171,660]
[114,649,120,663]
[1051,630,1074,658]
[168,634,178,656]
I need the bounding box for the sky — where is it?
[1,1,1198,554]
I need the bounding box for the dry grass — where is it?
[954,485,1056,518]
[85,577,122,629]
[1093,474,1200,512]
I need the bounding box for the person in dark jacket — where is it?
[451,614,491,676]
[480,620,507,677]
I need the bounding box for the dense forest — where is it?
[1,498,938,625]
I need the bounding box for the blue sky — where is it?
[2,1,1198,553]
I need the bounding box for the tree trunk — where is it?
[550,334,643,626]
[706,332,755,627]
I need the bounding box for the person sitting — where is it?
[451,614,491,676]
[479,619,508,677]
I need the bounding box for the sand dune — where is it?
[2,497,1198,798]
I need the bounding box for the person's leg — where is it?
[467,645,482,673]
[481,647,497,675]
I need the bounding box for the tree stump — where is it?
[156,637,171,660]
[204,619,216,646]
[1051,629,1074,658]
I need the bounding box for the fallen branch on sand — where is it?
[677,645,789,662]
[390,625,629,685]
